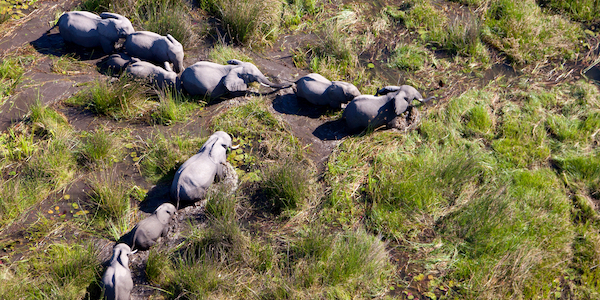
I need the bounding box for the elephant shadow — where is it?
[272,92,341,118]
[30,32,109,60]
[312,118,351,141]
[138,183,175,213]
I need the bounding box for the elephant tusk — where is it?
[230,144,240,150]
[130,249,138,255]
[259,82,270,87]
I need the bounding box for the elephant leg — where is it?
[99,37,114,53]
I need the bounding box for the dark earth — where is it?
[0,0,597,298]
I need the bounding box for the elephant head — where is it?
[155,203,176,225]
[166,34,184,73]
[390,85,436,115]
[224,59,290,92]
[109,243,134,268]
[99,12,134,38]
[201,131,233,164]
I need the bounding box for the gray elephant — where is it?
[54,11,134,54]
[171,131,236,207]
[124,31,184,73]
[130,203,176,251]
[180,59,290,99]
[125,60,179,89]
[102,243,134,300]
[294,73,361,108]
[343,85,435,132]
[102,53,137,74]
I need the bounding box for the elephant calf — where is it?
[181,59,290,99]
[102,243,134,300]
[55,11,134,53]
[130,203,176,251]
[171,131,235,207]
[125,60,179,89]
[295,73,361,108]
[124,31,184,73]
[343,85,434,132]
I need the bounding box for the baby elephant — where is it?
[102,243,134,300]
[171,131,235,207]
[54,11,134,53]
[125,60,179,89]
[124,31,184,73]
[343,85,435,132]
[130,203,176,251]
[295,73,361,108]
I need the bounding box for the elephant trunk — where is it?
[419,96,436,103]
[257,74,292,89]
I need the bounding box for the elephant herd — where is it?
[50,10,436,299]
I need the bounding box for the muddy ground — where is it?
[0,0,597,298]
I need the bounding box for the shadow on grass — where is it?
[31,32,107,61]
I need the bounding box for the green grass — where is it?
[0,242,101,299]
[198,0,282,46]
[260,160,311,214]
[87,170,139,237]
[151,89,203,126]
[208,43,253,65]
[0,56,25,101]
[140,133,206,183]
[388,43,431,71]
[66,76,151,121]
[78,127,123,168]
[481,0,583,64]
[538,0,600,24]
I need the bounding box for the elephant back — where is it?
[181,62,231,96]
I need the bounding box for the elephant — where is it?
[102,243,134,300]
[125,60,180,89]
[102,53,137,74]
[294,73,361,108]
[343,85,435,132]
[180,59,290,99]
[130,203,176,251]
[124,31,184,73]
[171,131,236,207]
[54,11,134,54]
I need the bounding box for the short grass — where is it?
[538,0,600,25]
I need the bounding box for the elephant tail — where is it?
[46,22,59,34]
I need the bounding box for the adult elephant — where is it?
[295,73,361,108]
[54,11,134,54]
[343,85,435,132]
[124,31,184,73]
[181,59,290,99]
[171,131,237,208]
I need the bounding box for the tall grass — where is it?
[140,133,205,183]
[66,76,151,121]
[481,0,583,64]
[199,0,283,46]
[0,242,100,299]
[538,0,600,24]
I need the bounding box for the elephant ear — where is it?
[223,67,248,92]
[166,34,182,47]
[377,86,401,96]
[227,59,243,65]
[393,91,410,115]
